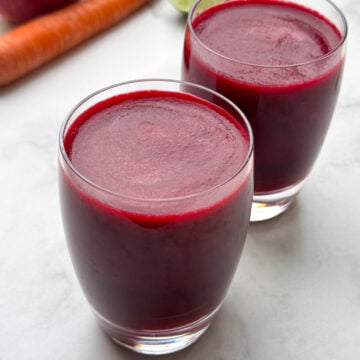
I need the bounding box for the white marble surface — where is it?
[0,0,359,359]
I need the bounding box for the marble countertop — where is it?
[1,0,359,359]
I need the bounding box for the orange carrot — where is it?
[0,0,151,86]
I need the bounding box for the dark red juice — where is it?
[182,0,345,192]
[59,90,253,331]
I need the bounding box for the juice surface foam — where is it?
[65,90,249,200]
[193,0,341,67]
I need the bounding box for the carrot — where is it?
[0,0,151,86]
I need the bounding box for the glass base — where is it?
[250,181,304,222]
[94,306,220,355]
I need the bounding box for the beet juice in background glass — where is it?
[182,0,347,221]
[58,79,253,355]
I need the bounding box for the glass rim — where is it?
[188,0,348,69]
[59,78,254,203]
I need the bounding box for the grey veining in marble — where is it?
[1,0,359,359]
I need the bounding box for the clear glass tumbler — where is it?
[58,79,253,355]
[182,0,347,221]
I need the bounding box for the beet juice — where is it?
[182,0,347,220]
[58,80,253,354]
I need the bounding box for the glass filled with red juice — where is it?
[58,79,253,354]
[182,0,347,221]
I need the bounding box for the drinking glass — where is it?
[58,79,253,355]
[182,0,347,221]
